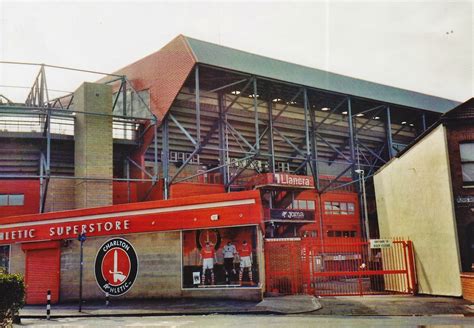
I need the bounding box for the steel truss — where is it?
[0,62,440,232]
[0,62,157,210]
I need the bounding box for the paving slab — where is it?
[19,296,320,318]
[314,295,474,316]
[255,295,322,314]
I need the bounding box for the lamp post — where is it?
[77,233,86,312]
[355,169,370,241]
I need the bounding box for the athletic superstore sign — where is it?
[95,238,138,296]
[0,219,131,243]
[0,194,261,245]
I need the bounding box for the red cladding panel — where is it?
[169,183,225,198]
[0,180,39,217]
[113,182,138,204]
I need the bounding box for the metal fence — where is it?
[265,237,417,296]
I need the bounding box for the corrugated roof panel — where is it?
[184,36,459,113]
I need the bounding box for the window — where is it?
[169,152,200,164]
[0,194,24,206]
[290,199,315,210]
[181,226,259,288]
[327,230,357,238]
[324,201,355,215]
[460,143,474,185]
[0,245,9,273]
[277,162,290,172]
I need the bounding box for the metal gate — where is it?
[265,238,417,296]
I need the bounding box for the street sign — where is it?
[369,239,393,249]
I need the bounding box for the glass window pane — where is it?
[299,200,307,210]
[0,245,9,273]
[335,231,342,237]
[460,143,474,162]
[340,202,348,215]
[348,203,355,214]
[293,200,299,209]
[462,163,474,182]
[8,194,24,206]
[0,195,7,206]
[307,201,315,210]
[332,202,340,214]
[324,202,332,211]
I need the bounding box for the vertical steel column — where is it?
[195,65,201,145]
[309,106,320,190]
[126,159,131,203]
[122,77,127,116]
[217,93,229,186]
[153,117,159,183]
[46,109,51,175]
[421,113,427,132]
[303,89,311,176]
[347,97,356,178]
[39,65,45,106]
[253,77,259,151]
[39,154,44,212]
[267,100,275,173]
[162,117,170,199]
[386,106,394,159]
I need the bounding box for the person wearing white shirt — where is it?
[223,241,237,284]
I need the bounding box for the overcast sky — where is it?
[0,0,473,104]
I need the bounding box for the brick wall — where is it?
[446,124,474,272]
[58,230,263,302]
[74,83,113,209]
[60,231,182,301]
[44,178,75,212]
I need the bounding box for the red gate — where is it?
[265,238,417,296]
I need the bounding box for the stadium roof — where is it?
[113,35,460,121]
[184,36,459,113]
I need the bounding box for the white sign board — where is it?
[370,239,393,249]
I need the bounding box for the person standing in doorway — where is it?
[238,240,253,285]
[200,242,217,285]
[223,241,237,284]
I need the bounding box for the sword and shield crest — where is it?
[95,237,138,296]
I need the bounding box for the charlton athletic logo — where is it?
[95,238,138,296]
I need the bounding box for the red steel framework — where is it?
[265,238,417,296]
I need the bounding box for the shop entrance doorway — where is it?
[23,242,60,304]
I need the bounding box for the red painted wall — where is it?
[170,182,225,199]
[113,182,138,204]
[285,190,361,244]
[0,180,39,217]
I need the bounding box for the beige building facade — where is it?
[374,124,462,296]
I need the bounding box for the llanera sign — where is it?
[274,173,313,187]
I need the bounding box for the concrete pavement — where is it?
[16,314,474,327]
[315,295,474,316]
[19,295,321,318]
[18,295,474,319]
